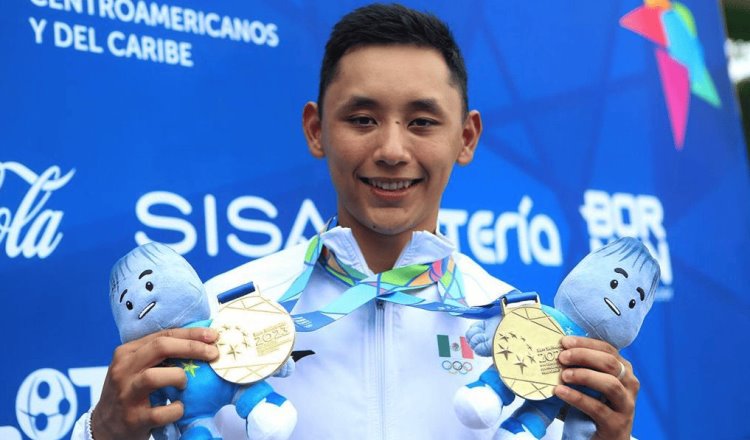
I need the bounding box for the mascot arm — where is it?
[466,314,503,357]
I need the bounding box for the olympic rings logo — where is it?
[441,360,473,375]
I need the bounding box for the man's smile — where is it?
[359,177,423,191]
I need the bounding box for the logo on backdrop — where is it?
[28,1,280,68]
[8,366,107,440]
[620,0,721,150]
[439,196,563,267]
[0,162,75,259]
[580,189,673,300]
[134,192,564,268]
[134,191,326,257]
[437,334,474,375]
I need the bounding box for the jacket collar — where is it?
[320,226,455,277]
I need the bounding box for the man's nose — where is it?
[374,122,410,165]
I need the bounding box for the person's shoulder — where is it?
[454,251,516,306]
[205,242,308,301]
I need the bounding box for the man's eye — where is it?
[409,118,435,127]
[146,281,154,291]
[349,116,375,126]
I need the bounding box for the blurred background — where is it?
[724,0,750,154]
[1,1,748,439]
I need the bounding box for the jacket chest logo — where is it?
[436,334,473,375]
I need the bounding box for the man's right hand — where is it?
[91,327,219,440]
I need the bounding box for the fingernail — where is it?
[561,336,575,347]
[208,345,219,358]
[558,351,570,363]
[562,369,573,381]
[204,329,218,341]
[555,385,569,396]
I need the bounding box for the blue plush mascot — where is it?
[109,242,297,440]
[453,237,660,439]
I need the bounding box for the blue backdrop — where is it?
[2,1,748,439]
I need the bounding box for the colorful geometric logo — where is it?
[620,0,721,150]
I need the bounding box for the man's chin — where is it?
[360,214,428,237]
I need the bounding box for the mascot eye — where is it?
[610,279,618,289]
[629,299,636,309]
[126,301,133,310]
[637,287,645,301]
[146,281,153,291]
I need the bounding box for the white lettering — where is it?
[226,196,282,257]
[204,194,218,256]
[443,198,563,267]
[285,198,325,248]
[205,13,220,37]
[0,162,74,259]
[468,210,495,264]
[53,21,72,48]
[266,23,279,47]
[134,191,197,254]
[107,30,125,56]
[438,208,468,251]
[149,3,170,28]
[107,32,192,67]
[28,17,47,44]
[133,194,331,258]
[170,5,183,32]
[99,0,114,19]
[133,1,151,25]
[528,213,562,266]
[580,189,673,293]
[114,0,134,21]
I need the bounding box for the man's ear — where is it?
[303,102,325,158]
[456,110,482,165]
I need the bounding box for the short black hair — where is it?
[318,3,468,116]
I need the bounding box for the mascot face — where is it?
[109,242,210,343]
[553,237,660,349]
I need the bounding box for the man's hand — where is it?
[91,328,219,440]
[554,336,639,440]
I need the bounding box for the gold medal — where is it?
[210,293,295,384]
[492,296,565,400]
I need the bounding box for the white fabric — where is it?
[206,227,563,439]
[73,227,566,439]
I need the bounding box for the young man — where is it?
[75,4,639,439]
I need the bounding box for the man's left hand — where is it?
[554,335,639,440]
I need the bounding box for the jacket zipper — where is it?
[376,299,386,439]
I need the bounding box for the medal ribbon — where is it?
[277,219,501,332]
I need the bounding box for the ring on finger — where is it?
[616,361,626,381]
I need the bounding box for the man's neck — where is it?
[335,216,437,274]
[349,226,411,274]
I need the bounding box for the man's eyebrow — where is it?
[138,269,153,279]
[407,98,444,115]
[614,267,629,278]
[340,95,379,112]
[119,289,128,303]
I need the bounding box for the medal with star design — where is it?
[493,294,566,400]
[209,292,295,384]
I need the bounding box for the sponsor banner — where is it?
[2,1,748,439]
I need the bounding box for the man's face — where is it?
[303,45,481,238]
